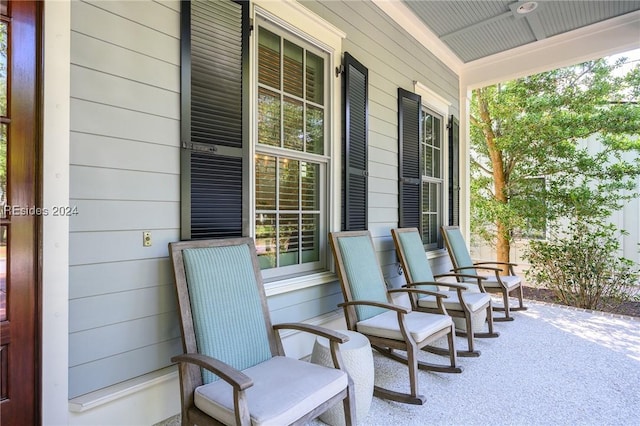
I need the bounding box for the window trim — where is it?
[251,1,344,282]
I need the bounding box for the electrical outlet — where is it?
[143,231,152,247]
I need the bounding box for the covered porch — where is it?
[36,1,640,424]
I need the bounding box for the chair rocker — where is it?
[391,228,499,358]
[441,226,527,322]
[169,237,355,426]
[329,230,461,406]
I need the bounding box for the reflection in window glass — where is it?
[278,158,299,211]
[306,51,324,105]
[0,21,7,118]
[255,155,276,210]
[258,88,280,147]
[283,97,303,151]
[258,28,280,89]
[256,213,276,269]
[0,124,6,208]
[306,105,324,155]
[0,225,6,322]
[283,40,303,98]
[256,22,327,274]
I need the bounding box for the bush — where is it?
[524,221,639,310]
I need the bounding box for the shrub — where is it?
[524,221,639,310]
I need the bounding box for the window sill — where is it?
[264,271,338,297]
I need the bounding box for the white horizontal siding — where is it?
[69,339,182,398]
[69,230,179,265]
[70,166,179,201]
[70,258,173,299]
[71,31,180,90]
[70,311,180,366]
[69,285,176,334]
[69,0,181,399]
[71,99,179,146]
[70,133,180,174]
[69,200,179,232]
[72,0,179,64]
[71,65,179,119]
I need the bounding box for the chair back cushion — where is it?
[443,227,477,275]
[396,231,438,295]
[183,244,272,384]
[336,235,388,321]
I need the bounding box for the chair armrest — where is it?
[434,272,486,282]
[390,287,450,315]
[474,261,517,275]
[273,323,349,344]
[474,261,518,267]
[413,279,471,291]
[435,273,488,292]
[390,287,449,299]
[453,265,503,273]
[338,300,410,315]
[172,353,253,391]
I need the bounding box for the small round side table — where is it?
[310,330,374,426]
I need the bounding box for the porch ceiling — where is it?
[401,0,640,64]
[373,0,640,87]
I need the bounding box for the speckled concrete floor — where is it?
[158,299,640,426]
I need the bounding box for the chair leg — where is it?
[493,289,515,321]
[456,314,481,357]
[370,346,426,405]
[510,285,528,311]
[343,378,356,426]
[407,344,421,400]
[474,304,500,338]
[375,344,463,374]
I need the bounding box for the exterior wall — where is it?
[68,0,183,399]
[58,0,460,423]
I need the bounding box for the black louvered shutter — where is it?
[398,88,422,229]
[342,52,368,231]
[180,0,249,240]
[448,115,460,226]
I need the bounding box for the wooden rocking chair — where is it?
[169,237,355,425]
[329,230,461,406]
[441,226,527,321]
[391,228,499,358]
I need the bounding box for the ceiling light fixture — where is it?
[516,1,538,14]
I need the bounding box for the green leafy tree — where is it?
[470,56,640,266]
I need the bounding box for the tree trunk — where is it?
[476,88,511,271]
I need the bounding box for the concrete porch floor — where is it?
[158,298,640,425]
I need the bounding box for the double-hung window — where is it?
[399,83,454,251]
[420,108,444,249]
[181,0,343,280]
[254,18,330,277]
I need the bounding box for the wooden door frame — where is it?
[0,0,42,423]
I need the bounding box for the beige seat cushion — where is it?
[194,356,348,426]
[356,310,451,342]
[417,290,490,313]
[462,275,520,292]
[479,275,521,290]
